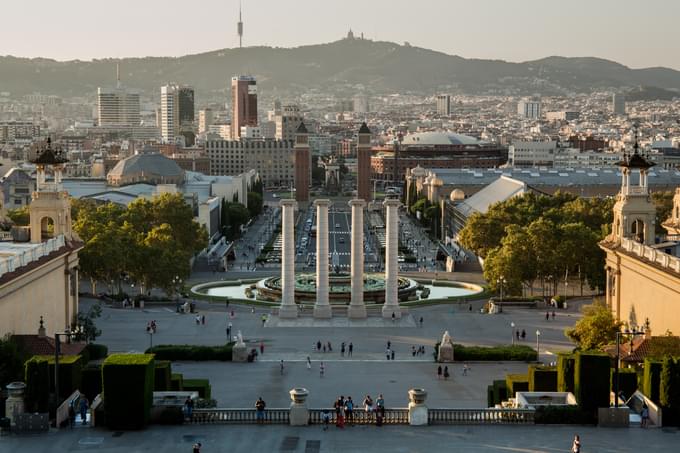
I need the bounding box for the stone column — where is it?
[348,199,367,319]
[313,199,332,319]
[383,198,402,319]
[279,199,298,319]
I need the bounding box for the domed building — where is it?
[107,153,185,186]
[371,131,507,182]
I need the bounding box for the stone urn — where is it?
[408,388,428,405]
[289,388,309,405]
[5,382,27,426]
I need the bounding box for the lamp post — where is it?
[615,328,644,407]
[497,276,506,313]
[511,322,516,345]
[148,329,154,349]
[54,325,81,405]
[536,330,541,362]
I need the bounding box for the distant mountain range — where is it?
[2,39,680,99]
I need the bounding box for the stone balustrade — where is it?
[428,408,535,425]
[620,237,680,273]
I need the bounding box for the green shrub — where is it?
[643,359,663,404]
[529,365,558,392]
[487,385,494,408]
[506,374,529,397]
[103,354,155,430]
[183,379,211,399]
[146,343,234,361]
[660,357,680,426]
[84,344,108,361]
[452,344,537,362]
[557,353,575,393]
[534,405,597,424]
[81,365,103,401]
[154,361,172,391]
[35,355,83,398]
[574,352,610,412]
[492,380,508,406]
[171,373,184,391]
[24,357,49,413]
[611,368,638,401]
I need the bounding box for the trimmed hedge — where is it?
[84,343,109,361]
[154,361,172,391]
[611,368,638,401]
[506,374,529,397]
[450,344,536,362]
[574,352,610,412]
[146,343,234,361]
[171,373,184,391]
[487,385,494,408]
[529,365,558,392]
[24,357,49,413]
[660,357,680,426]
[643,359,663,404]
[36,355,83,398]
[81,365,103,402]
[183,379,211,399]
[534,405,597,424]
[103,354,155,430]
[557,353,575,393]
[491,380,508,406]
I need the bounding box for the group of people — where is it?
[321,394,386,429]
[194,314,206,325]
[313,340,355,357]
[305,357,326,376]
[437,364,470,379]
[411,345,427,357]
[145,320,157,333]
[545,311,557,321]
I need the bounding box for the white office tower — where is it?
[517,99,541,119]
[97,66,140,127]
[436,94,451,116]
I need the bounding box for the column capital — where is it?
[383,198,401,208]
[313,199,331,208]
[280,199,297,209]
[348,198,366,208]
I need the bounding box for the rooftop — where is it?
[401,131,487,146]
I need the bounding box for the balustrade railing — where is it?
[308,408,409,425]
[428,408,535,425]
[190,408,289,424]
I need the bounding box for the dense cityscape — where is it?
[1,1,680,452]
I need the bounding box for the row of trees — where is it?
[459,192,615,296]
[73,193,208,295]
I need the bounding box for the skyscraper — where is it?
[294,122,310,203]
[357,122,372,201]
[517,98,541,119]
[436,94,451,116]
[231,76,258,139]
[612,93,626,115]
[275,105,303,141]
[199,108,214,134]
[97,64,140,127]
[161,84,195,145]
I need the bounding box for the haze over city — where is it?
[2,0,680,70]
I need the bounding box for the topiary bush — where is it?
[170,373,184,391]
[452,344,537,362]
[83,344,108,361]
[183,379,211,399]
[146,343,233,361]
[506,374,529,397]
[102,354,155,430]
[24,357,49,413]
[557,353,575,393]
[81,364,103,402]
[574,352,610,412]
[611,368,638,401]
[35,355,83,399]
[154,360,172,391]
[529,365,558,392]
[660,357,680,426]
[492,380,508,406]
[643,359,663,404]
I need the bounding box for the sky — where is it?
[1,0,679,70]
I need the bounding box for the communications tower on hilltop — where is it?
[237,1,243,48]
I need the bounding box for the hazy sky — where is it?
[2,0,679,69]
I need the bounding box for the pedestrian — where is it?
[327,341,332,352]
[391,312,396,322]
[387,340,391,350]
[363,395,374,416]
[201,315,205,325]
[386,348,390,360]
[192,442,202,453]
[348,342,353,357]
[255,397,266,424]
[320,361,325,377]
[521,329,526,340]
[641,403,649,428]
[261,314,267,327]
[437,365,442,379]
[322,409,331,430]
[323,344,327,353]
[280,359,284,375]
[376,394,385,417]
[412,346,416,357]
[345,396,354,425]
[185,396,194,420]
[79,395,89,425]
[572,435,581,453]
[251,306,255,314]
[552,310,556,320]
[391,350,395,361]
[68,400,76,428]
[516,330,520,341]
[341,342,346,357]
[260,342,264,355]
[227,322,232,338]
[419,316,423,327]
[335,397,345,428]
[462,364,468,376]
[444,366,450,380]
[317,340,322,351]
[469,304,472,312]
[307,356,312,370]
[231,309,235,318]
[195,314,200,325]
[546,311,550,321]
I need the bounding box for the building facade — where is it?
[436,94,451,116]
[275,105,303,141]
[357,123,372,201]
[517,99,541,119]
[97,86,140,127]
[231,76,258,139]
[161,84,195,145]
[294,123,310,203]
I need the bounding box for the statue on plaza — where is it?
[236,330,245,346]
[438,330,454,362]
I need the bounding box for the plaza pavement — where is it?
[1,423,678,452]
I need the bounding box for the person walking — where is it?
[391,350,395,361]
[323,344,327,353]
[444,366,450,380]
[521,329,526,340]
[201,315,206,325]
[280,360,285,375]
[348,342,353,357]
[376,394,385,417]
[327,341,332,352]
[437,365,442,379]
[516,330,520,341]
[261,314,267,327]
[386,348,391,360]
[317,340,322,352]
[320,361,325,377]
[307,356,312,370]
[419,316,423,327]
[546,311,550,321]
[227,322,232,339]
[571,435,581,453]
[255,397,266,424]
[260,342,264,355]
[387,340,391,350]
[335,397,345,428]
[641,403,649,428]
[192,442,202,453]
[79,395,89,425]
[341,342,346,357]
[412,346,416,357]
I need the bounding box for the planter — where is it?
[408,388,427,405]
[289,388,309,405]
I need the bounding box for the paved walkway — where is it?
[2,424,677,452]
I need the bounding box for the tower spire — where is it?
[237,1,243,48]
[116,62,121,89]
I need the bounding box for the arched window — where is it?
[631,219,645,243]
[40,216,55,241]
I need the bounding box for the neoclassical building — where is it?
[599,144,680,334]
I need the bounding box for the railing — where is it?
[620,238,680,273]
[0,234,66,277]
[56,390,80,429]
[428,408,535,425]
[308,408,409,425]
[190,408,289,424]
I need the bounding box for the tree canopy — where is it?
[72,193,208,295]
[565,300,624,350]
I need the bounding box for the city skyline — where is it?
[1,0,679,70]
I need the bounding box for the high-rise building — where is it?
[231,76,258,139]
[294,123,310,203]
[353,95,370,114]
[436,95,451,116]
[97,68,140,127]
[517,99,541,119]
[161,84,195,145]
[199,109,214,134]
[612,93,626,115]
[275,105,303,141]
[357,122,372,201]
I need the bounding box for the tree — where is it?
[247,192,263,218]
[652,191,674,235]
[565,300,623,350]
[6,206,30,226]
[75,303,102,343]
